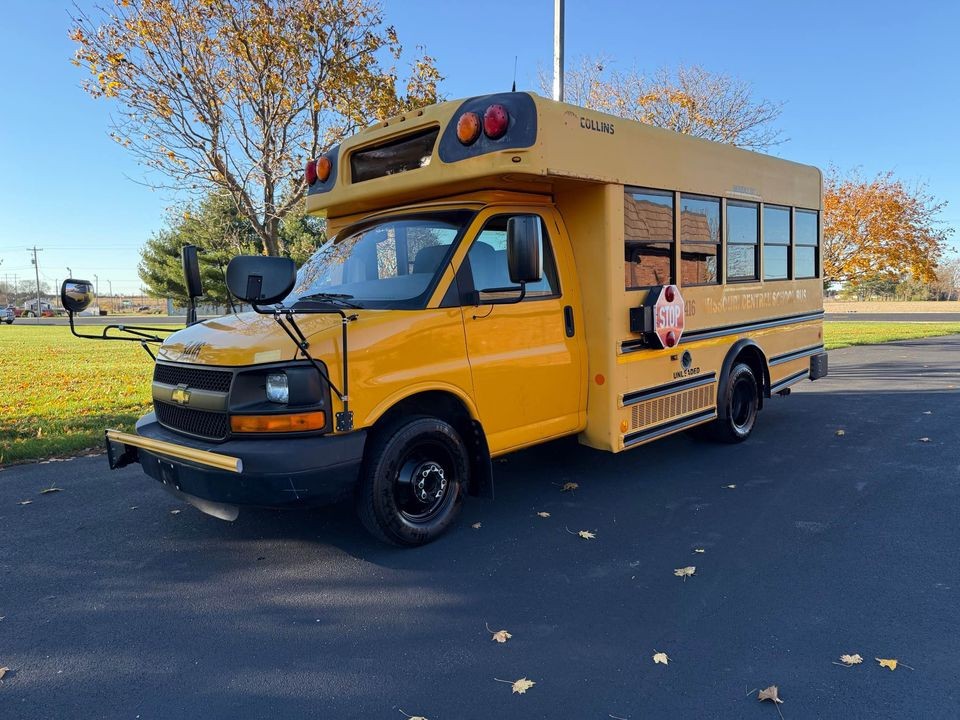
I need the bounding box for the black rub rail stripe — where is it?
[769,344,825,366]
[621,372,717,407]
[619,310,825,353]
[770,368,809,393]
[623,409,716,447]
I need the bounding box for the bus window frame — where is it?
[679,192,723,287]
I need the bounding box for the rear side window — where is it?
[726,201,759,281]
[680,194,721,285]
[763,205,791,280]
[794,209,819,279]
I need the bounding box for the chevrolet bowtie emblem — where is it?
[171,385,191,405]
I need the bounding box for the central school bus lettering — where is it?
[89,91,827,546]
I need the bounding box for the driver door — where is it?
[457,209,582,454]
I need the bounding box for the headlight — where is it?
[265,373,289,404]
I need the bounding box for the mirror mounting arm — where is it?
[67,312,180,359]
[473,282,527,307]
[253,303,357,433]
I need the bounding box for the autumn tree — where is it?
[542,57,783,150]
[70,0,442,257]
[822,169,951,285]
[138,192,324,304]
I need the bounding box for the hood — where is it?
[156,311,341,367]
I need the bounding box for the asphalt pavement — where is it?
[1,337,959,719]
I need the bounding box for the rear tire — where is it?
[357,415,467,546]
[702,362,759,443]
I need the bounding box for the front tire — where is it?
[357,415,467,546]
[703,362,759,443]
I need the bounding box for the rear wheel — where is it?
[702,362,759,443]
[357,415,467,546]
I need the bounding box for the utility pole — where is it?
[28,246,43,324]
[553,0,565,102]
[94,274,99,310]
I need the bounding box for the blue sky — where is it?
[1,0,957,294]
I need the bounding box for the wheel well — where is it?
[718,341,769,418]
[371,391,493,498]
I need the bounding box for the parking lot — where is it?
[1,336,958,719]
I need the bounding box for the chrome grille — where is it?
[153,364,233,392]
[155,402,230,441]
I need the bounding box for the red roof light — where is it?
[483,104,509,139]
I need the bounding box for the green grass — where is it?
[0,325,153,465]
[823,321,960,350]
[3,321,960,464]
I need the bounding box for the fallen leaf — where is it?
[578,530,596,540]
[835,429,846,437]
[491,629,512,643]
[723,484,736,489]
[840,653,863,666]
[170,510,181,515]
[653,651,669,665]
[18,500,32,506]
[561,482,578,492]
[674,566,696,579]
[537,511,551,518]
[0,667,8,681]
[919,437,931,443]
[758,685,783,704]
[471,522,482,529]
[39,487,62,495]
[876,658,898,671]
[510,678,535,694]
[398,710,428,720]
[693,548,705,553]
[922,411,932,415]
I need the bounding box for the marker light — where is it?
[664,285,675,302]
[231,411,327,433]
[665,331,677,348]
[305,159,317,185]
[315,155,332,182]
[456,112,482,145]
[482,104,509,139]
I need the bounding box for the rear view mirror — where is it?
[506,215,542,284]
[61,279,94,313]
[226,256,296,305]
[182,245,203,299]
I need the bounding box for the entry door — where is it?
[459,211,581,453]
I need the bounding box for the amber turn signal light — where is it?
[315,155,332,182]
[456,112,481,145]
[231,411,326,433]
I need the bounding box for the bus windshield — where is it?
[285,210,473,310]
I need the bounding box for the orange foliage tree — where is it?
[542,57,783,150]
[70,0,442,256]
[822,169,951,285]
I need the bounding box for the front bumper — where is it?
[107,413,366,510]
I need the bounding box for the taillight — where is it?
[483,104,509,139]
[456,111,482,145]
[316,155,331,182]
[305,158,317,185]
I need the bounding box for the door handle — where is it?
[563,305,575,337]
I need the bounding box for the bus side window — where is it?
[624,189,674,289]
[680,194,721,285]
[465,215,560,301]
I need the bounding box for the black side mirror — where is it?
[506,215,542,284]
[182,245,203,299]
[61,279,94,313]
[226,256,296,305]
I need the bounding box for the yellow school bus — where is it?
[80,92,827,546]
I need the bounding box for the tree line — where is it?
[70,3,954,305]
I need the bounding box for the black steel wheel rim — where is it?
[731,376,755,430]
[394,439,455,522]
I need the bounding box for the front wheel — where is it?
[357,415,467,546]
[701,362,759,443]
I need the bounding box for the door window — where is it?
[464,215,560,302]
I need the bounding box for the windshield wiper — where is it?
[296,292,362,309]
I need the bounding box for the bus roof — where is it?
[305,92,821,220]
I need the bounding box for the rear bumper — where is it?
[108,413,366,508]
